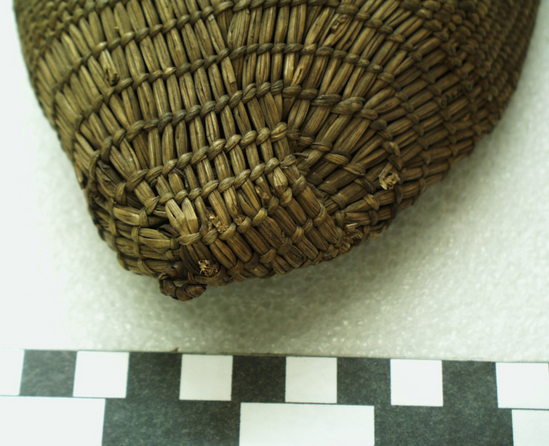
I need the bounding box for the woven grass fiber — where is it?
[15,0,539,301]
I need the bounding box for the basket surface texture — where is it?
[15,0,539,300]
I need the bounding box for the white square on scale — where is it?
[179,354,233,401]
[73,351,129,399]
[240,403,374,446]
[0,396,105,446]
[285,357,337,404]
[0,349,25,396]
[390,359,443,407]
[496,363,549,409]
[512,410,549,446]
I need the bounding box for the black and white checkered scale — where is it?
[0,350,548,445]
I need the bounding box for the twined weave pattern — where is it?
[15,0,538,300]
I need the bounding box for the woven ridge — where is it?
[15,0,539,301]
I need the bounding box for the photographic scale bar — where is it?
[0,350,548,445]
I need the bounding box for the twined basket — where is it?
[15,0,539,300]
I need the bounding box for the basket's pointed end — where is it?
[14,0,541,301]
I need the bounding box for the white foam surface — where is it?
[0,3,548,362]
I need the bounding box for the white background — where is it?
[0,1,547,361]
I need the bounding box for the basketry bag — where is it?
[15,0,540,300]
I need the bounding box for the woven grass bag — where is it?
[15,0,539,300]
